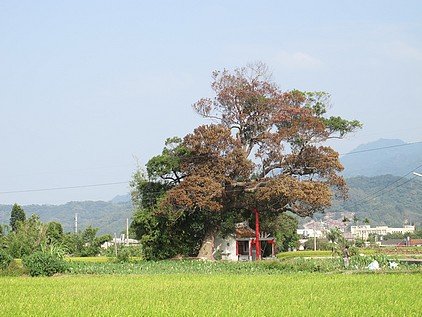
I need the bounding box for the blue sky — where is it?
[1,1,421,204]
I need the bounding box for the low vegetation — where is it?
[65,256,421,275]
[22,251,68,277]
[277,250,333,259]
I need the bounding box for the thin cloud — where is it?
[273,51,324,70]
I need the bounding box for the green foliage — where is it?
[103,245,142,258]
[384,229,422,240]
[62,232,81,255]
[114,248,131,263]
[10,203,26,232]
[354,238,365,247]
[45,222,63,244]
[130,171,169,210]
[331,175,422,227]
[40,243,67,259]
[276,250,332,259]
[130,171,210,261]
[0,249,13,270]
[132,206,208,260]
[326,228,342,244]
[0,260,26,276]
[302,91,330,116]
[271,258,341,273]
[303,238,332,251]
[67,256,420,275]
[96,234,112,245]
[384,232,406,239]
[145,137,187,185]
[267,213,299,252]
[6,214,47,258]
[349,254,398,270]
[67,258,345,275]
[324,227,349,255]
[410,229,422,238]
[323,116,362,137]
[0,225,7,249]
[283,90,362,139]
[62,227,108,257]
[22,251,68,277]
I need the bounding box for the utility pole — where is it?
[74,213,78,234]
[126,218,129,246]
[254,208,261,260]
[114,233,118,257]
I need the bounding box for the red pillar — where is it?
[254,208,261,260]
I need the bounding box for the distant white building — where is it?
[297,228,324,239]
[101,234,139,249]
[350,225,415,240]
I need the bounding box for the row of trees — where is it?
[130,63,360,260]
[1,204,111,258]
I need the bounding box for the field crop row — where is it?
[66,257,422,275]
[1,273,421,316]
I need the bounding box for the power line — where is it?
[9,163,135,178]
[0,181,129,195]
[2,140,422,196]
[350,176,417,209]
[348,162,422,208]
[340,140,422,156]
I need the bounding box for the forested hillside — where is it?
[330,175,422,227]
[0,200,132,235]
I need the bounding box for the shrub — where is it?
[0,249,13,270]
[349,254,399,270]
[102,245,142,258]
[0,260,27,276]
[303,238,332,251]
[23,251,68,277]
[115,248,131,263]
[40,242,67,259]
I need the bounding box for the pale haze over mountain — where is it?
[341,138,422,177]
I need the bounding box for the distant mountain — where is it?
[341,138,422,177]
[111,193,131,204]
[0,199,133,235]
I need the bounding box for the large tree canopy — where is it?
[131,63,361,259]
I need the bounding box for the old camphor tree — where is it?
[131,63,361,260]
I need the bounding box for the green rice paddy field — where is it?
[1,273,421,316]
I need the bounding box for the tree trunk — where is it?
[197,229,217,260]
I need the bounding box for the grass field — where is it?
[1,273,421,316]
